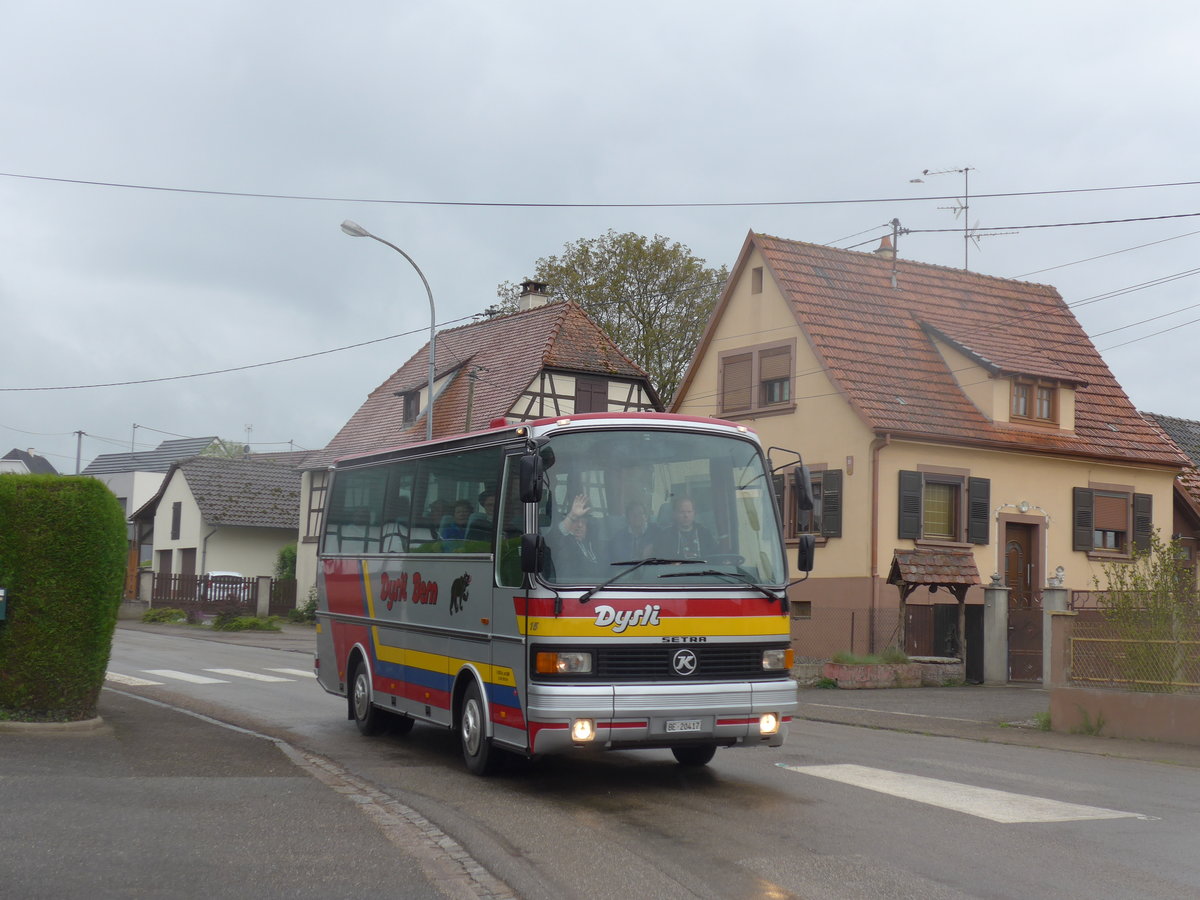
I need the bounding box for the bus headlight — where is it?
[571,718,596,742]
[759,712,781,735]
[535,651,593,675]
[762,648,794,671]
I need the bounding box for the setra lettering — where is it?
[593,604,662,633]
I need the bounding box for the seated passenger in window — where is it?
[608,501,659,562]
[466,489,496,541]
[439,500,473,546]
[652,496,716,561]
[548,493,607,581]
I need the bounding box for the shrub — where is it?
[0,475,126,720]
[274,542,297,580]
[286,589,318,625]
[211,613,282,632]
[142,607,187,624]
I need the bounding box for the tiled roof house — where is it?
[294,289,661,597]
[1141,411,1200,567]
[132,456,301,580]
[672,231,1186,680]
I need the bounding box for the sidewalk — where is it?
[796,683,1200,768]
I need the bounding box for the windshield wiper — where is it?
[578,558,695,604]
[658,567,782,602]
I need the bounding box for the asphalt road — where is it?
[61,626,1200,898]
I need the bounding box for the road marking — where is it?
[105,672,164,686]
[205,668,293,683]
[780,763,1144,823]
[267,667,317,679]
[142,669,230,684]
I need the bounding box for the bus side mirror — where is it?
[797,533,815,573]
[519,453,543,503]
[521,533,544,574]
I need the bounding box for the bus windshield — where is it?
[536,428,786,588]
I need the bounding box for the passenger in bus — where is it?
[653,496,716,560]
[439,499,473,547]
[549,493,606,580]
[608,501,659,562]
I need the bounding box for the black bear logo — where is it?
[449,572,471,614]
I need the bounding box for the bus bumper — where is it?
[525,680,798,755]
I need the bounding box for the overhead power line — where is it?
[4,170,1200,209]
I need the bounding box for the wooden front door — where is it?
[1005,522,1042,682]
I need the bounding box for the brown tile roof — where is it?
[888,548,981,587]
[1142,412,1200,520]
[750,233,1185,467]
[304,301,652,468]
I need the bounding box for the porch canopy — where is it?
[887,547,981,603]
[888,548,981,660]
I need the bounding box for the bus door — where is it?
[487,453,530,750]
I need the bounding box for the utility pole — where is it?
[74,430,85,475]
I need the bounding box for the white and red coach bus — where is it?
[314,412,813,775]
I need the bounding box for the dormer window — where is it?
[1011,379,1057,425]
[401,391,420,423]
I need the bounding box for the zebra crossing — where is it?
[106,666,316,687]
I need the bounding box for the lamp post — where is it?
[340,220,436,442]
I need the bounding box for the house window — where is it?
[718,341,795,416]
[751,266,764,294]
[575,376,608,413]
[401,391,420,424]
[776,467,842,540]
[306,470,329,539]
[1011,379,1057,424]
[899,470,990,545]
[170,501,182,540]
[1073,487,1152,555]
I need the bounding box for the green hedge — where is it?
[0,475,127,720]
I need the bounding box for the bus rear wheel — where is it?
[351,661,385,736]
[671,744,717,767]
[460,680,499,775]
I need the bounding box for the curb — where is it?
[0,716,111,735]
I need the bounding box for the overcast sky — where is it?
[3,1,1198,472]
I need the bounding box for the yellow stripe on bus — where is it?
[520,615,789,638]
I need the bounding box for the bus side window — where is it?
[497,458,524,587]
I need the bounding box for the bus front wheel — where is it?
[460,680,499,775]
[671,744,717,767]
[351,661,385,736]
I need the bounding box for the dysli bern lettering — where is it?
[593,604,662,633]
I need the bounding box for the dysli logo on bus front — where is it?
[593,604,662,633]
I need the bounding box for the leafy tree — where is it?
[1097,532,1198,692]
[201,438,251,458]
[497,230,728,404]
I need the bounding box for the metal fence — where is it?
[791,607,902,662]
[1069,614,1200,694]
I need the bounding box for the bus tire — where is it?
[460,680,499,775]
[389,713,415,735]
[671,744,717,767]
[351,661,385,736]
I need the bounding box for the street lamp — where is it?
[340,220,436,442]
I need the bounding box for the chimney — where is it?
[873,235,895,259]
[517,279,551,311]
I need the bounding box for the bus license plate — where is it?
[666,719,703,734]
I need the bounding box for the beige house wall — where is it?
[205,525,296,578]
[152,474,201,572]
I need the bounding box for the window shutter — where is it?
[1092,493,1127,531]
[721,353,752,412]
[967,477,990,545]
[759,347,790,381]
[821,469,842,538]
[1133,493,1153,553]
[898,471,922,539]
[1072,487,1094,551]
